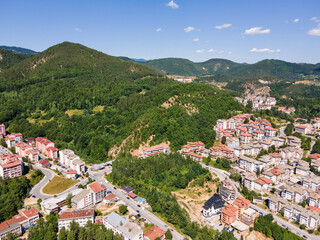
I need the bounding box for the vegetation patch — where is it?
[92,105,104,113]
[42,176,77,194]
[65,109,84,117]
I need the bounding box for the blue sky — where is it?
[1,0,320,63]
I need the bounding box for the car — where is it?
[137,205,141,207]
[136,210,139,213]
[164,225,168,227]
[107,191,112,193]
[127,197,130,199]
[303,235,307,239]
[170,228,174,232]
[113,187,116,189]
[137,214,141,217]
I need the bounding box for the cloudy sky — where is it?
[1,0,320,63]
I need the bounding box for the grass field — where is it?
[42,176,78,194]
[65,109,84,117]
[92,105,104,113]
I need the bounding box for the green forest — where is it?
[111,152,231,239]
[0,42,241,163]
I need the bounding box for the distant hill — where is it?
[0,41,241,163]
[142,57,320,81]
[118,56,147,62]
[0,46,38,55]
[0,48,31,72]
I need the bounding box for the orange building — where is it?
[221,204,238,225]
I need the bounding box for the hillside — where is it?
[0,48,31,72]
[0,42,242,163]
[142,57,320,81]
[0,46,38,55]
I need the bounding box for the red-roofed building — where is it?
[240,132,252,144]
[46,147,58,159]
[209,146,234,159]
[0,158,23,179]
[221,204,238,225]
[295,124,315,135]
[65,170,77,179]
[252,130,265,140]
[5,133,22,148]
[14,142,32,158]
[188,152,203,162]
[39,159,51,168]
[265,127,277,137]
[128,192,137,199]
[103,193,117,205]
[309,154,320,162]
[144,225,166,240]
[25,149,39,162]
[58,209,95,231]
[35,137,57,158]
[233,197,250,219]
[254,177,273,192]
[87,182,107,204]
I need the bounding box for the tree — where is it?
[66,193,72,208]
[256,168,261,177]
[58,227,68,240]
[244,118,249,124]
[312,140,320,154]
[119,205,128,215]
[165,229,173,240]
[221,136,226,145]
[285,123,294,136]
[221,158,231,170]
[0,138,6,147]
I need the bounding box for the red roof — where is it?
[88,182,106,193]
[1,159,22,168]
[260,177,273,184]
[308,206,320,214]
[59,209,94,220]
[47,147,58,151]
[104,193,116,201]
[222,208,236,217]
[269,153,281,158]
[144,225,166,240]
[269,168,281,176]
[66,170,77,174]
[234,196,250,208]
[188,152,203,159]
[128,192,137,198]
[39,159,50,167]
[22,208,39,218]
[309,153,320,160]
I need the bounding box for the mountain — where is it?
[118,56,147,62]
[0,48,31,72]
[0,42,241,163]
[0,46,38,55]
[142,57,320,80]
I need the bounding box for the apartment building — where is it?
[58,209,95,231]
[238,155,264,172]
[5,133,22,148]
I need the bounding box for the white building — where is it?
[58,209,95,231]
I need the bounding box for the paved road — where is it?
[90,172,188,240]
[30,166,56,199]
[203,164,320,240]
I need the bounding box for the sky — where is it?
[1,0,320,63]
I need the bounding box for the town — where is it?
[1,108,320,240]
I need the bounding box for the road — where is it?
[90,171,188,240]
[203,164,320,240]
[30,165,56,199]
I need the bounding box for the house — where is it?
[218,178,235,201]
[209,146,234,159]
[103,193,117,205]
[264,127,277,137]
[59,149,85,174]
[280,147,303,160]
[188,152,203,161]
[41,189,82,214]
[142,143,170,157]
[238,156,264,172]
[5,133,22,148]
[221,204,238,225]
[309,153,320,162]
[240,133,252,144]
[254,177,273,193]
[24,137,35,146]
[87,182,108,205]
[233,196,250,219]
[240,208,257,226]
[14,142,32,158]
[233,144,262,158]
[0,208,39,240]
[287,136,302,148]
[0,156,23,179]
[252,130,265,140]
[39,159,51,168]
[202,194,225,218]
[252,196,263,205]
[58,209,95,231]
[144,225,166,240]
[121,186,134,194]
[295,125,315,135]
[103,212,143,240]
[25,149,39,162]
[226,137,240,150]
[65,170,77,179]
[47,147,58,159]
[72,189,93,209]
[35,137,55,156]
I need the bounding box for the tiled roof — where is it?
[59,209,94,220]
[144,225,166,240]
[88,182,106,193]
[104,193,116,201]
[22,208,39,218]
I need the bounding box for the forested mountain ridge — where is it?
[140,57,320,81]
[0,45,38,55]
[0,42,242,163]
[0,48,31,72]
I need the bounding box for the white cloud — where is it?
[228,51,232,55]
[311,17,320,23]
[193,38,200,42]
[166,0,179,9]
[156,28,162,32]
[196,49,204,53]
[218,50,224,54]
[293,18,299,23]
[308,24,320,36]
[249,48,280,53]
[207,49,216,53]
[184,26,195,32]
[215,23,232,29]
[244,27,270,35]
[74,27,82,32]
